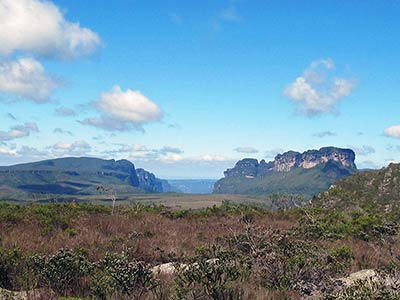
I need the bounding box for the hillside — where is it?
[214,147,357,197]
[0,157,169,200]
[314,162,400,211]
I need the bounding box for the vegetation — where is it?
[0,198,399,299]
[214,162,356,198]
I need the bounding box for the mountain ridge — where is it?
[214,147,358,197]
[0,157,169,199]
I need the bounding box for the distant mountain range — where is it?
[167,179,216,194]
[0,157,169,200]
[213,147,358,198]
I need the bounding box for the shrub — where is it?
[325,279,400,300]
[0,247,30,290]
[31,248,92,296]
[91,251,156,300]
[174,245,251,300]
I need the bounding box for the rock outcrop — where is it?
[0,157,171,198]
[214,147,357,197]
[224,147,356,178]
[136,168,170,193]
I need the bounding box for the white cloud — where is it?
[0,0,101,59]
[384,125,400,139]
[0,122,39,141]
[193,155,228,162]
[234,147,259,154]
[50,140,91,156]
[82,86,163,131]
[156,154,228,165]
[284,59,356,116]
[98,86,162,124]
[159,153,185,163]
[0,57,61,102]
[0,147,17,155]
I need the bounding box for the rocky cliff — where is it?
[224,147,356,177]
[136,168,172,193]
[214,147,357,197]
[0,157,170,198]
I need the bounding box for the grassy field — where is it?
[1,192,292,210]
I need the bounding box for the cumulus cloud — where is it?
[312,131,336,138]
[193,155,227,162]
[384,125,400,139]
[0,0,101,59]
[0,122,39,141]
[0,57,61,102]
[81,86,163,131]
[50,140,91,156]
[234,147,259,154]
[284,59,356,116]
[351,145,375,156]
[55,107,76,117]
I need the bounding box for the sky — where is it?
[0,0,399,179]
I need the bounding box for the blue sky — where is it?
[0,0,399,178]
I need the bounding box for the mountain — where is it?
[314,162,400,211]
[213,147,357,197]
[136,168,174,193]
[167,179,216,194]
[0,157,169,200]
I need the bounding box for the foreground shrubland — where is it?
[0,202,400,299]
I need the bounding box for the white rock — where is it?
[339,269,378,286]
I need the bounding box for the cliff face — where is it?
[224,147,356,178]
[224,159,260,178]
[214,147,357,197]
[0,157,168,197]
[136,168,166,193]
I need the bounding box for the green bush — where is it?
[0,247,30,290]
[174,246,251,300]
[31,248,92,296]
[91,251,156,300]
